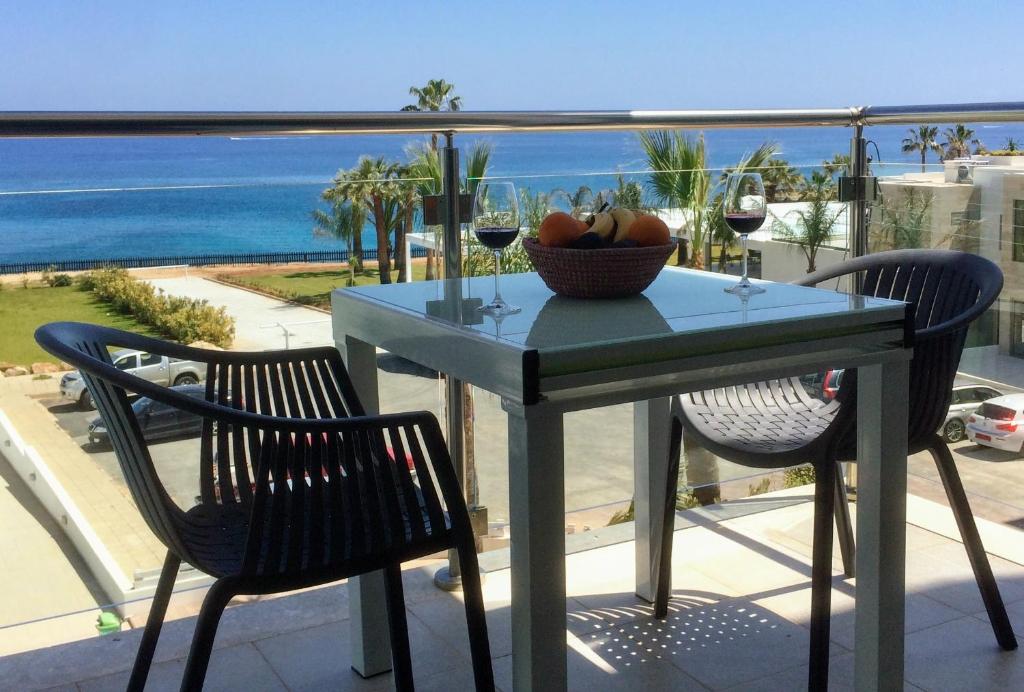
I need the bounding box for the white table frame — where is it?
[332,272,910,691]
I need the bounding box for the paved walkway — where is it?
[147,277,332,351]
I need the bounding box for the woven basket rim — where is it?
[522,236,674,253]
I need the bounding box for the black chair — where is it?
[654,250,1017,691]
[35,322,495,692]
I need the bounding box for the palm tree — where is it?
[776,174,842,273]
[567,185,593,217]
[1006,138,1019,153]
[408,141,491,280]
[463,141,492,200]
[345,156,398,284]
[312,198,365,286]
[902,125,943,172]
[322,170,364,273]
[394,164,422,282]
[822,153,850,177]
[943,123,981,160]
[639,130,708,269]
[759,158,804,202]
[403,79,463,278]
[404,79,462,151]
[406,143,442,279]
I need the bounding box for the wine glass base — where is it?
[478,301,521,316]
[724,282,766,296]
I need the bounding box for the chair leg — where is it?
[833,462,856,578]
[128,551,180,692]
[384,564,415,692]
[929,438,1018,651]
[808,460,836,692]
[456,541,497,691]
[655,407,684,619]
[179,579,235,692]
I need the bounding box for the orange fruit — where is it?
[538,212,588,248]
[628,214,671,247]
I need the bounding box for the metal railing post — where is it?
[436,132,469,589]
[849,123,869,266]
[843,119,874,500]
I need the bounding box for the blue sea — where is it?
[1,123,1022,264]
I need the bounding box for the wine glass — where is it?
[722,172,767,295]
[472,181,521,315]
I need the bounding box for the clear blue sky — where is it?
[1,0,1019,110]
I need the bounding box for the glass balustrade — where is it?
[3,116,1024,658]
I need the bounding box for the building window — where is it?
[1014,200,1024,262]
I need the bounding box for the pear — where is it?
[610,208,637,243]
[586,211,617,240]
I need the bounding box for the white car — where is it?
[966,393,1024,453]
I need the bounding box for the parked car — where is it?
[943,381,1004,442]
[966,393,1024,453]
[801,369,1003,444]
[798,369,844,401]
[61,349,204,409]
[822,369,844,401]
[88,384,208,445]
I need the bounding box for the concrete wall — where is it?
[0,404,212,621]
[751,238,851,290]
[0,409,133,605]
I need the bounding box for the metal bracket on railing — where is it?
[422,193,473,226]
[838,175,879,203]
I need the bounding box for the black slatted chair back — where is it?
[35,322,460,580]
[798,250,1003,457]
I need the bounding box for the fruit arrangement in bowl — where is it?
[523,206,676,299]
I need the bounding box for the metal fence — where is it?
[0,247,429,275]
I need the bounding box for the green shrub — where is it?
[41,265,74,287]
[783,465,816,488]
[606,491,703,526]
[85,268,235,348]
[747,477,772,497]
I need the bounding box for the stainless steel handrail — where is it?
[1,102,1022,137]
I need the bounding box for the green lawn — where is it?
[0,284,156,367]
[219,265,428,309]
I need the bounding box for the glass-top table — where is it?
[332,268,912,691]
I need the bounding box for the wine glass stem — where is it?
[740,234,749,283]
[493,250,503,304]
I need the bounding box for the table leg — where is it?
[506,400,566,692]
[634,398,672,603]
[855,358,909,690]
[337,335,392,678]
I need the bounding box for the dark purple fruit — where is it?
[569,232,604,250]
[611,239,639,248]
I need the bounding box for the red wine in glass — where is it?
[723,172,767,295]
[474,227,520,249]
[471,182,522,315]
[724,213,766,236]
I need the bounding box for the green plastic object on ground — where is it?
[96,611,121,635]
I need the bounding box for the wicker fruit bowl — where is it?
[523,237,675,299]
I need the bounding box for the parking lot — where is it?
[39,386,1024,534]
[43,396,204,509]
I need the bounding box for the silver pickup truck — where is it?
[60,349,205,409]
